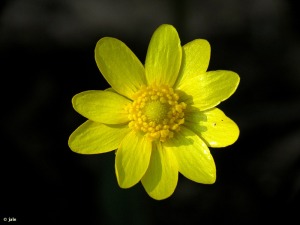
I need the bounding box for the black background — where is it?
[1,0,300,224]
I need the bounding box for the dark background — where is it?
[1,0,300,224]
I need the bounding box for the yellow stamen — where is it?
[126,84,186,142]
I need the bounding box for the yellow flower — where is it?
[68,24,240,200]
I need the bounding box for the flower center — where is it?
[126,84,186,142]
[143,100,168,123]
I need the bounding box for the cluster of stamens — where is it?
[126,84,186,142]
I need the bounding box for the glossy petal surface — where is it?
[175,39,210,88]
[142,142,178,200]
[95,37,146,99]
[116,131,152,188]
[145,24,182,87]
[178,70,240,111]
[68,121,129,154]
[164,127,216,184]
[185,108,240,147]
[72,90,131,124]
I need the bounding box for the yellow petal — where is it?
[145,24,182,87]
[72,90,131,124]
[164,127,216,184]
[115,131,152,188]
[185,108,239,147]
[174,39,210,88]
[141,142,178,200]
[95,37,146,99]
[178,70,240,111]
[68,120,130,154]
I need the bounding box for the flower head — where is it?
[68,24,240,200]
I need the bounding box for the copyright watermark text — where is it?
[3,217,17,222]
